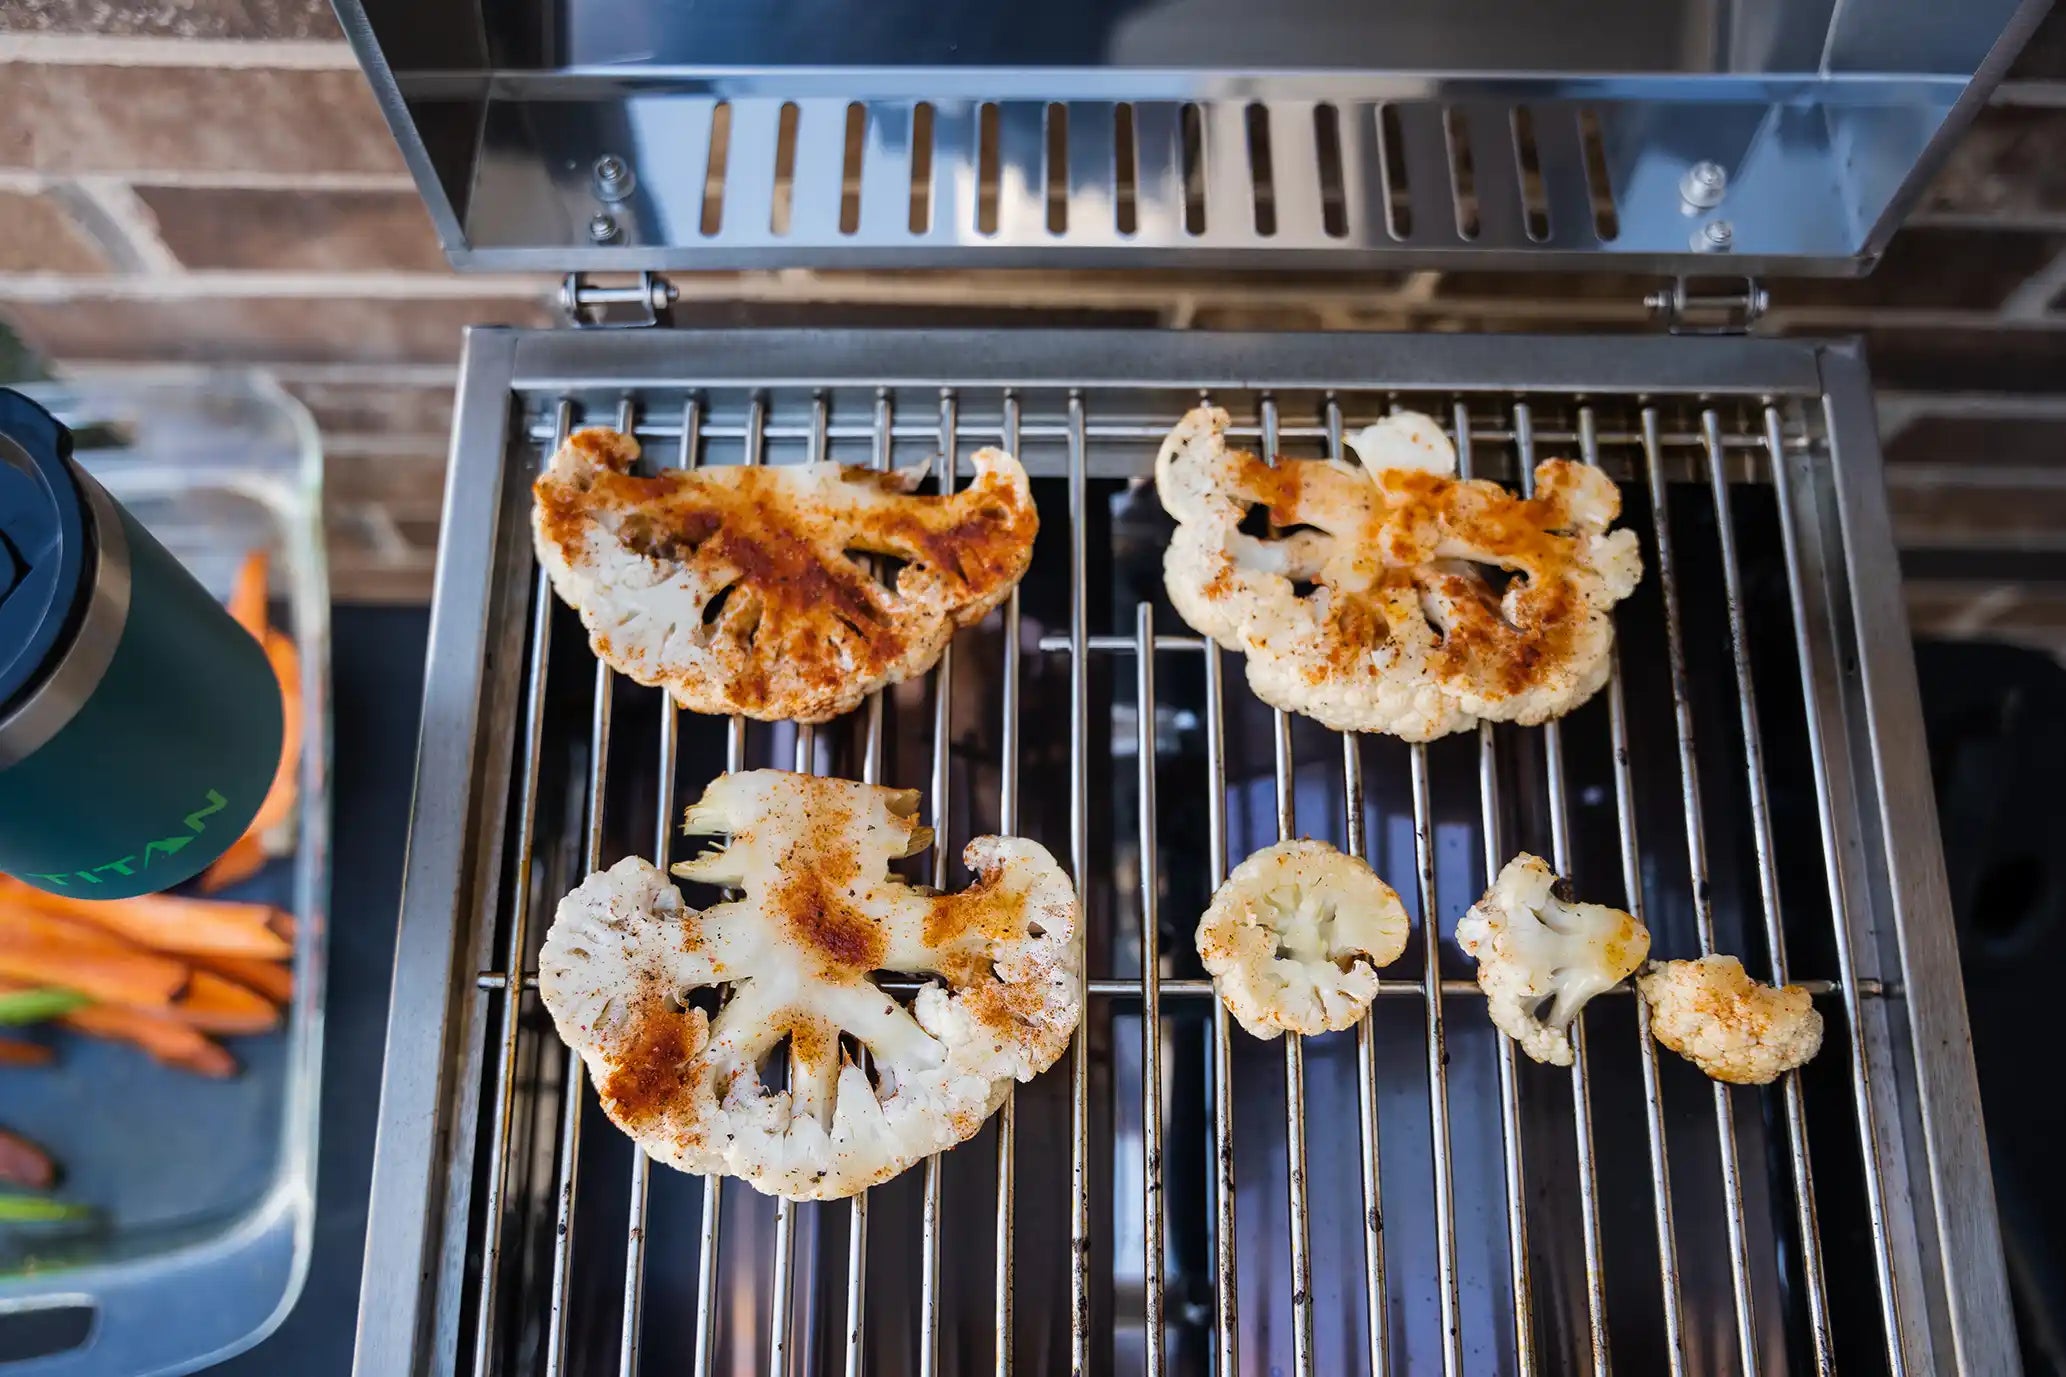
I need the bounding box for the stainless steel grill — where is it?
[356,330,2007,1376]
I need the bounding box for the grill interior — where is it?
[444,370,1932,1377]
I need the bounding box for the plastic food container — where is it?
[0,373,328,1377]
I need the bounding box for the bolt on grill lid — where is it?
[0,390,88,716]
[335,0,2047,277]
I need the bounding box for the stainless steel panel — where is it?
[357,327,2011,1377]
[329,0,2047,273]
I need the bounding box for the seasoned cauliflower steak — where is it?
[1156,405,1643,741]
[533,426,1038,724]
[1456,853,1650,1066]
[1637,955,1823,1085]
[537,770,1081,1200]
[1197,839,1410,1039]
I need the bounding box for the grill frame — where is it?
[354,328,2007,1376]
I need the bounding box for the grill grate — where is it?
[365,331,2007,1377]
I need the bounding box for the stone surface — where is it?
[1856,327,2066,393]
[282,377,455,437]
[1886,416,2066,469]
[0,189,112,273]
[0,63,405,175]
[1784,227,2066,310]
[1923,107,2066,220]
[0,0,341,38]
[137,186,449,272]
[0,294,553,363]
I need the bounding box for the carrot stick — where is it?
[190,953,292,1005]
[247,630,302,839]
[0,880,289,960]
[160,971,278,1035]
[58,1002,236,1077]
[198,832,267,894]
[228,550,269,641]
[0,1037,53,1068]
[0,916,188,1008]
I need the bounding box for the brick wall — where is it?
[5,4,2066,647]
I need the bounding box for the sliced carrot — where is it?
[0,1037,53,1068]
[228,550,269,641]
[247,630,302,840]
[198,832,267,894]
[159,970,278,1035]
[59,1002,236,1077]
[190,953,292,1005]
[0,914,188,1009]
[0,879,289,960]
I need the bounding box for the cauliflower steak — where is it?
[1156,405,1642,741]
[534,427,1038,724]
[1197,839,1410,1039]
[537,770,1081,1199]
[1456,853,1651,1066]
[1637,955,1823,1085]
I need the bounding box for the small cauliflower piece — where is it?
[533,426,1037,724]
[1637,955,1823,1086]
[537,770,1081,1200]
[1456,853,1650,1066]
[1196,839,1409,1039]
[1156,405,1642,741]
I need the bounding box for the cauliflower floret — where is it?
[537,770,1081,1200]
[1197,839,1410,1039]
[1456,853,1651,1066]
[533,427,1037,724]
[1156,405,1642,742]
[1636,955,1824,1085]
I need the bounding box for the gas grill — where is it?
[334,5,2047,1374]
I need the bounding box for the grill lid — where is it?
[334,0,2047,277]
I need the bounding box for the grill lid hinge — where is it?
[560,271,678,329]
[1645,277,1770,335]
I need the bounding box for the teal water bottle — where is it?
[0,388,283,898]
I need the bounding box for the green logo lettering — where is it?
[183,789,228,833]
[94,856,137,878]
[25,873,70,888]
[143,835,193,866]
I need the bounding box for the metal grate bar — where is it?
[1259,396,1317,1377]
[993,393,1023,1377]
[1335,395,1391,1377]
[917,390,960,1377]
[1705,410,1836,1372]
[1583,405,1687,1376]
[617,393,701,1376]
[1137,602,1168,1377]
[1518,402,1611,1377]
[1768,407,1909,1375]
[1202,642,1241,1377]
[543,396,631,1377]
[1067,390,1094,1377]
[1454,403,1533,1377]
[1411,741,1464,1377]
[844,387,893,1377]
[526,419,1786,454]
[694,392,768,1377]
[765,394,837,1377]
[1640,407,1762,1373]
[470,398,570,1376]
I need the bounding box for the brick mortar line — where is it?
[0,34,360,68]
[0,170,419,193]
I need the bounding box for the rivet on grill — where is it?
[1693,218,1735,253]
[593,153,635,201]
[588,212,622,244]
[1679,159,1728,210]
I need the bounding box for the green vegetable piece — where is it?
[0,1194,91,1223]
[0,989,88,1027]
